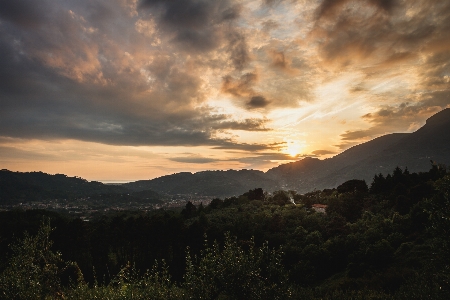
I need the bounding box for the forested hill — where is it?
[122,169,280,197]
[0,170,161,204]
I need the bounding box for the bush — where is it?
[0,218,81,299]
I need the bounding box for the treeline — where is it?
[0,164,449,299]
[0,169,165,208]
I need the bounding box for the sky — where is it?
[1,0,449,182]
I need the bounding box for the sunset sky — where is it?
[1,0,449,182]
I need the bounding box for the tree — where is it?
[183,233,292,299]
[181,201,197,219]
[244,188,265,201]
[0,218,82,300]
[337,179,368,194]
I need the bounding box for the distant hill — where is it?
[0,170,162,204]
[266,108,450,192]
[122,169,280,197]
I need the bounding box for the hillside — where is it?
[123,169,280,197]
[0,170,162,204]
[270,108,450,192]
[1,165,449,299]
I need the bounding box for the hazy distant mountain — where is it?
[122,169,280,197]
[267,108,450,192]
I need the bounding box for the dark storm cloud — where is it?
[0,0,49,28]
[247,96,270,109]
[226,30,250,70]
[139,0,244,55]
[0,0,270,152]
[174,29,219,52]
[221,72,272,110]
[221,5,242,21]
[140,0,221,30]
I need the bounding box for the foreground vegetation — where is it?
[0,164,449,299]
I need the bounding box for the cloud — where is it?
[212,141,278,152]
[340,129,377,141]
[0,146,57,161]
[0,0,277,152]
[316,0,395,20]
[261,20,279,32]
[213,118,271,131]
[169,155,218,164]
[221,72,258,98]
[226,30,250,70]
[236,152,297,164]
[0,0,49,28]
[221,72,273,110]
[138,0,248,64]
[269,50,287,69]
[337,101,447,148]
[247,96,271,109]
[311,149,336,156]
[311,0,450,151]
[334,141,359,151]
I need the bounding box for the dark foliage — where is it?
[0,164,449,299]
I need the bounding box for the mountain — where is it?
[267,108,450,192]
[265,133,407,187]
[0,170,161,204]
[122,169,280,197]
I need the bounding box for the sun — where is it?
[285,140,305,158]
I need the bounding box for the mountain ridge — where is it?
[2,108,449,198]
[267,108,450,192]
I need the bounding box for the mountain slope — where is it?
[0,170,129,204]
[0,170,166,205]
[123,169,280,197]
[265,133,408,190]
[268,108,450,192]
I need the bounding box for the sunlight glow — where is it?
[285,140,305,157]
